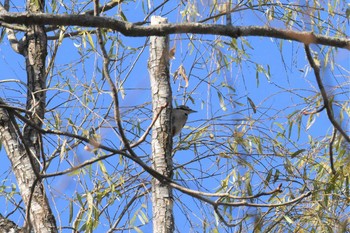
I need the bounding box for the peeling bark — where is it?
[0,102,56,232]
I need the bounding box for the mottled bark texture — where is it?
[0,214,24,233]
[0,0,57,232]
[148,16,174,233]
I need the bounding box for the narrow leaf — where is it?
[247,97,257,113]
[217,91,227,111]
[284,215,294,224]
[291,149,305,158]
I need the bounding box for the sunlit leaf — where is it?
[217,91,227,111]
[133,226,143,233]
[86,32,95,50]
[284,215,294,224]
[306,115,316,130]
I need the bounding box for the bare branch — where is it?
[95,14,136,159]
[304,45,350,142]
[0,13,348,49]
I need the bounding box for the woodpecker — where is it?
[172,105,197,136]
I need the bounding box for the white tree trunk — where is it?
[148,16,174,233]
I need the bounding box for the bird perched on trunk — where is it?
[172,105,197,136]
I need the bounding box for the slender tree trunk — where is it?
[148,16,174,233]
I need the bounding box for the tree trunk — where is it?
[148,16,174,233]
[0,0,57,232]
[0,214,24,233]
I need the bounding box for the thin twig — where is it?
[107,187,142,233]
[95,3,139,160]
[41,152,118,178]
[83,0,124,15]
[199,0,244,23]
[130,103,167,148]
[302,105,325,115]
[134,0,170,25]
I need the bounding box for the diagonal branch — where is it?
[95,4,136,159]
[304,45,350,143]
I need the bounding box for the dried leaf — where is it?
[169,46,176,59]
[173,64,189,87]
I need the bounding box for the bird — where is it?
[172,105,197,136]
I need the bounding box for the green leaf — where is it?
[274,122,285,131]
[291,149,305,158]
[265,169,272,185]
[255,64,260,87]
[133,226,143,233]
[69,201,73,223]
[273,169,280,183]
[284,215,294,224]
[346,7,350,19]
[120,11,128,21]
[138,210,148,225]
[86,32,95,50]
[217,91,227,111]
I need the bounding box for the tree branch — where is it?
[0,3,26,54]
[304,45,350,143]
[0,13,348,49]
